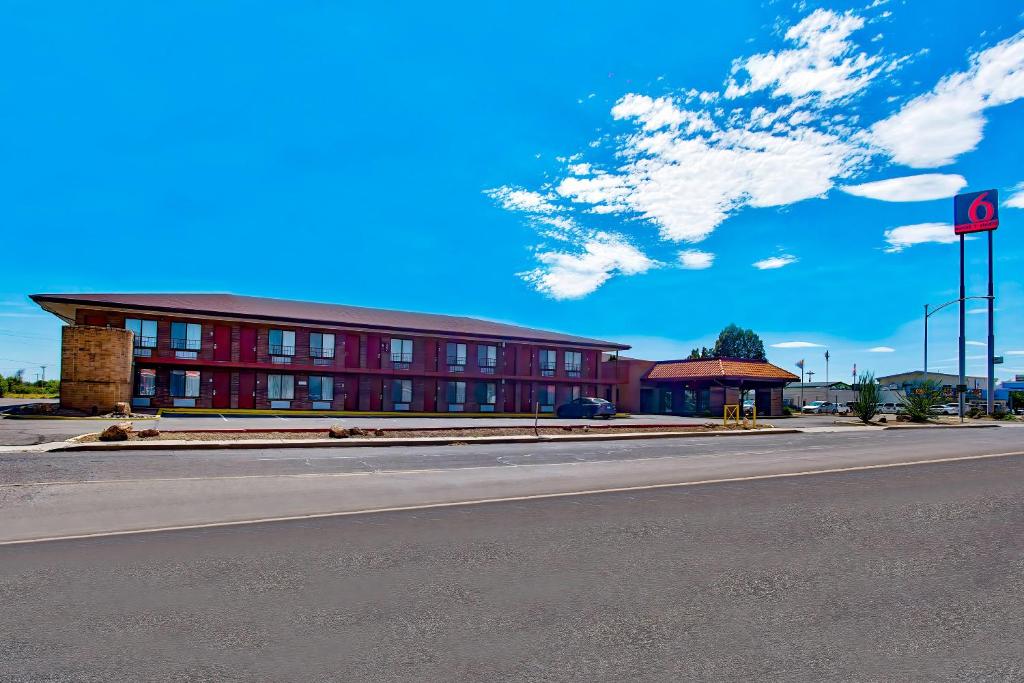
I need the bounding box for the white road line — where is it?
[2,450,1023,547]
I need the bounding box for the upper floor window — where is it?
[169,369,200,398]
[446,342,467,372]
[125,318,157,349]
[170,322,202,351]
[267,374,295,400]
[539,349,557,377]
[391,338,413,367]
[478,345,497,374]
[309,333,335,359]
[308,375,334,402]
[565,351,582,378]
[269,329,295,357]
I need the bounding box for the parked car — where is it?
[743,400,755,416]
[930,403,960,415]
[833,402,851,415]
[878,402,902,414]
[556,397,616,419]
[801,401,829,414]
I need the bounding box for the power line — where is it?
[0,356,51,366]
[0,329,60,341]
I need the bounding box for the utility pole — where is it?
[825,350,830,404]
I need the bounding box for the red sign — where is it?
[954,189,999,235]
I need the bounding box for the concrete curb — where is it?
[883,422,1001,430]
[52,428,803,452]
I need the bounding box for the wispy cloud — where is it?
[868,346,895,352]
[871,30,1024,167]
[519,232,658,300]
[753,254,798,270]
[770,341,824,348]
[883,222,958,252]
[1005,350,1024,356]
[966,340,986,347]
[677,249,714,270]
[841,173,966,201]
[1006,182,1024,209]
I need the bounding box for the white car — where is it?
[930,403,960,415]
[802,401,847,414]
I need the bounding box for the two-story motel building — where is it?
[31,293,631,414]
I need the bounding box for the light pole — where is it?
[923,295,993,396]
[825,350,830,404]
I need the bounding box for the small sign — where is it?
[1016,375,1024,382]
[954,189,999,234]
[993,356,1003,364]
[956,384,968,393]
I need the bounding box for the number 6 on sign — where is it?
[954,189,999,234]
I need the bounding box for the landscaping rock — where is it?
[112,402,131,417]
[878,416,887,423]
[328,425,349,439]
[138,428,160,438]
[99,422,133,441]
[373,428,385,437]
[348,427,369,437]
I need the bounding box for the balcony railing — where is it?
[390,352,413,364]
[170,338,201,351]
[309,347,335,359]
[565,363,581,378]
[269,345,295,356]
[540,362,556,377]
[133,336,157,349]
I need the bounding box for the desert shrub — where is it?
[899,380,944,422]
[851,372,880,423]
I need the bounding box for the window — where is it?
[267,374,295,400]
[571,385,581,400]
[309,333,335,359]
[308,376,334,401]
[474,382,497,405]
[269,329,295,356]
[136,368,156,396]
[477,345,497,374]
[446,342,467,372]
[538,384,556,411]
[540,349,557,377]
[391,379,413,406]
[565,351,582,378]
[391,338,413,367]
[169,369,200,397]
[125,319,157,348]
[447,381,466,411]
[170,322,202,351]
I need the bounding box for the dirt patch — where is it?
[72,423,770,443]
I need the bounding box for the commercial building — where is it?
[783,382,857,407]
[32,293,630,414]
[637,358,798,416]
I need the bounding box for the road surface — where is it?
[2,451,1022,681]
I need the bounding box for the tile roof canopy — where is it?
[645,358,799,382]
[30,292,629,350]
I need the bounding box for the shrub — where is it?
[850,372,880,423]
[899,380,944,422]
[782,405,793,416]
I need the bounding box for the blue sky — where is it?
[1,0,1022,383]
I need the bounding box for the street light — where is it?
[923,295,993,418]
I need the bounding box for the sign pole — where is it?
[987,229,995,415]
[923,304,929,382]
[958,234,966,422]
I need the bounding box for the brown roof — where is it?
[645,358,799,382]
[30,292,629,350]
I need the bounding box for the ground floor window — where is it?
[267,374,295,400]
[308,376,334,401]
[169,369,200,398]
[538,384,556,412]
[570,385,581,400]
[392,379,413,408]
[447,381,466,411]
[136,368,156,396]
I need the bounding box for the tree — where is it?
[851,372,880,423]
[687,346,713,359]
[711,324,766,360]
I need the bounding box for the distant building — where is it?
[783,381,856,407]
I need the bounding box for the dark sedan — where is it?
[555,397,616,419]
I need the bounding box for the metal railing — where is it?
[269,345,295,356]
[170,338,201,350]
[309,347,335,359]
[134,336,157,348]
[565,363,581,377]
[390,352,413,363]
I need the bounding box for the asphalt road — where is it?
[3,452,1023,681]
[0,411,846,446]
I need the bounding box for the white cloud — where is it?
[1005,350,1024,355]
[871,31,1024,167]
[485,186,560,213]
[753,254,798,269]
[883,222,957,252]
[520,233,657,300]
[841,173,966,201]
[725,10,888,103]
[967,307,995,315]
[1006,182,1024,208]
[966,340,986,347]
[770,341,825,348]
[677,249,715,269]
[868,346,895,352]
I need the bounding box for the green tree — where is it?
[899,380,944,422]
[711,324,766,360]
[851,372,880,423]
[687,346,713,359]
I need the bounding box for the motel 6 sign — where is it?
[954,189,999,235]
